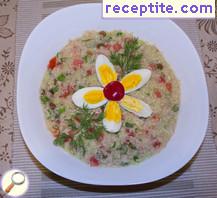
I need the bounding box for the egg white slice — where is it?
[103,101,122,133]
[95,54,117,87]
[120,69,151,94]
[72,87,107,109]
[120,95,152,118]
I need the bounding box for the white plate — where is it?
[17,3,209,185]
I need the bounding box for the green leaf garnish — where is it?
[57,74,65,81]
[67,119,77,130]
[68,106,104,155]
[82,55,89,63]
[110,38,143,76]
[96,111,104,121]
[57,107,65,114]
[53,133,70,147]
[125,122,134,128]
[172,104,179,112]
[40,95,50,104]
[49,86,59,94]
[116,31,123,36]
[133,155,139,162]
[78,85,85,89]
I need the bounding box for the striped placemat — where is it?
[13,0,217,197]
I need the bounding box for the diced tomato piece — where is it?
[74,116,81,123]
[89,156,99,167]
[64,137,72,142]
[97,133,104,142]
[72,59,83,68]
[154,89,162,98]
[126,128,135,137]
[165,82,172,92]
[60,85,75,98]
[152,113,160,122]
[104,43,111,49]
[148,63,157,71]
[88,128,94,133]
[112,43,122,52]
[67,130,76,136]
[128,131,135,137]
[152,140,162,148]
[48,56,57,70]
[158,75,166,83]
[86,69,93,76]
[49,103,56,110]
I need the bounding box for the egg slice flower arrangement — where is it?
[72,54,152,133]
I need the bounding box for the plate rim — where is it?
[16,3,209,186]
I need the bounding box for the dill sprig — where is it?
[110,38,143,76]
[69,105,104,155]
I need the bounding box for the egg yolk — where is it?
[121,74,142,91]
[121,95,143,112]
[98,64,117,85]
[104,101,121,122]
[84,90,105,104]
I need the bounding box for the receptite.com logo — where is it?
[1,169,29,197]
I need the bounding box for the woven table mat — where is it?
[5,0,217,197]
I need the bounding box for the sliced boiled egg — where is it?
[96,54,117,86]
[72,87,107,109]
[120,95,152,117]
[120,69,151,93]
[103,101,122,133]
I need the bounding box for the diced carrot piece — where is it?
[48,56,57,70]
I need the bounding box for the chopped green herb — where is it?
[82,55,89,63]
[53,133,70,147]
[49,86,59,94]
[146,92,150,96]
[172,104,179,112]
[133,155,139,162]
[67,119,77,130]
[68,106,104,153]
[110,38,143,75]
[112,142,116,148]
[116,31,123,36]
[40,95,49,104]
[128,142,136,150]
[84,126,103,140]
[96,111,104,121]
[118,144,128,155]
[71,135,86,155]
[78,85,85,89]
[125,122,134,128]
[104,35,112,42]
[57,74,65,81]
[57,107,65,114]
[121,162,129,166]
